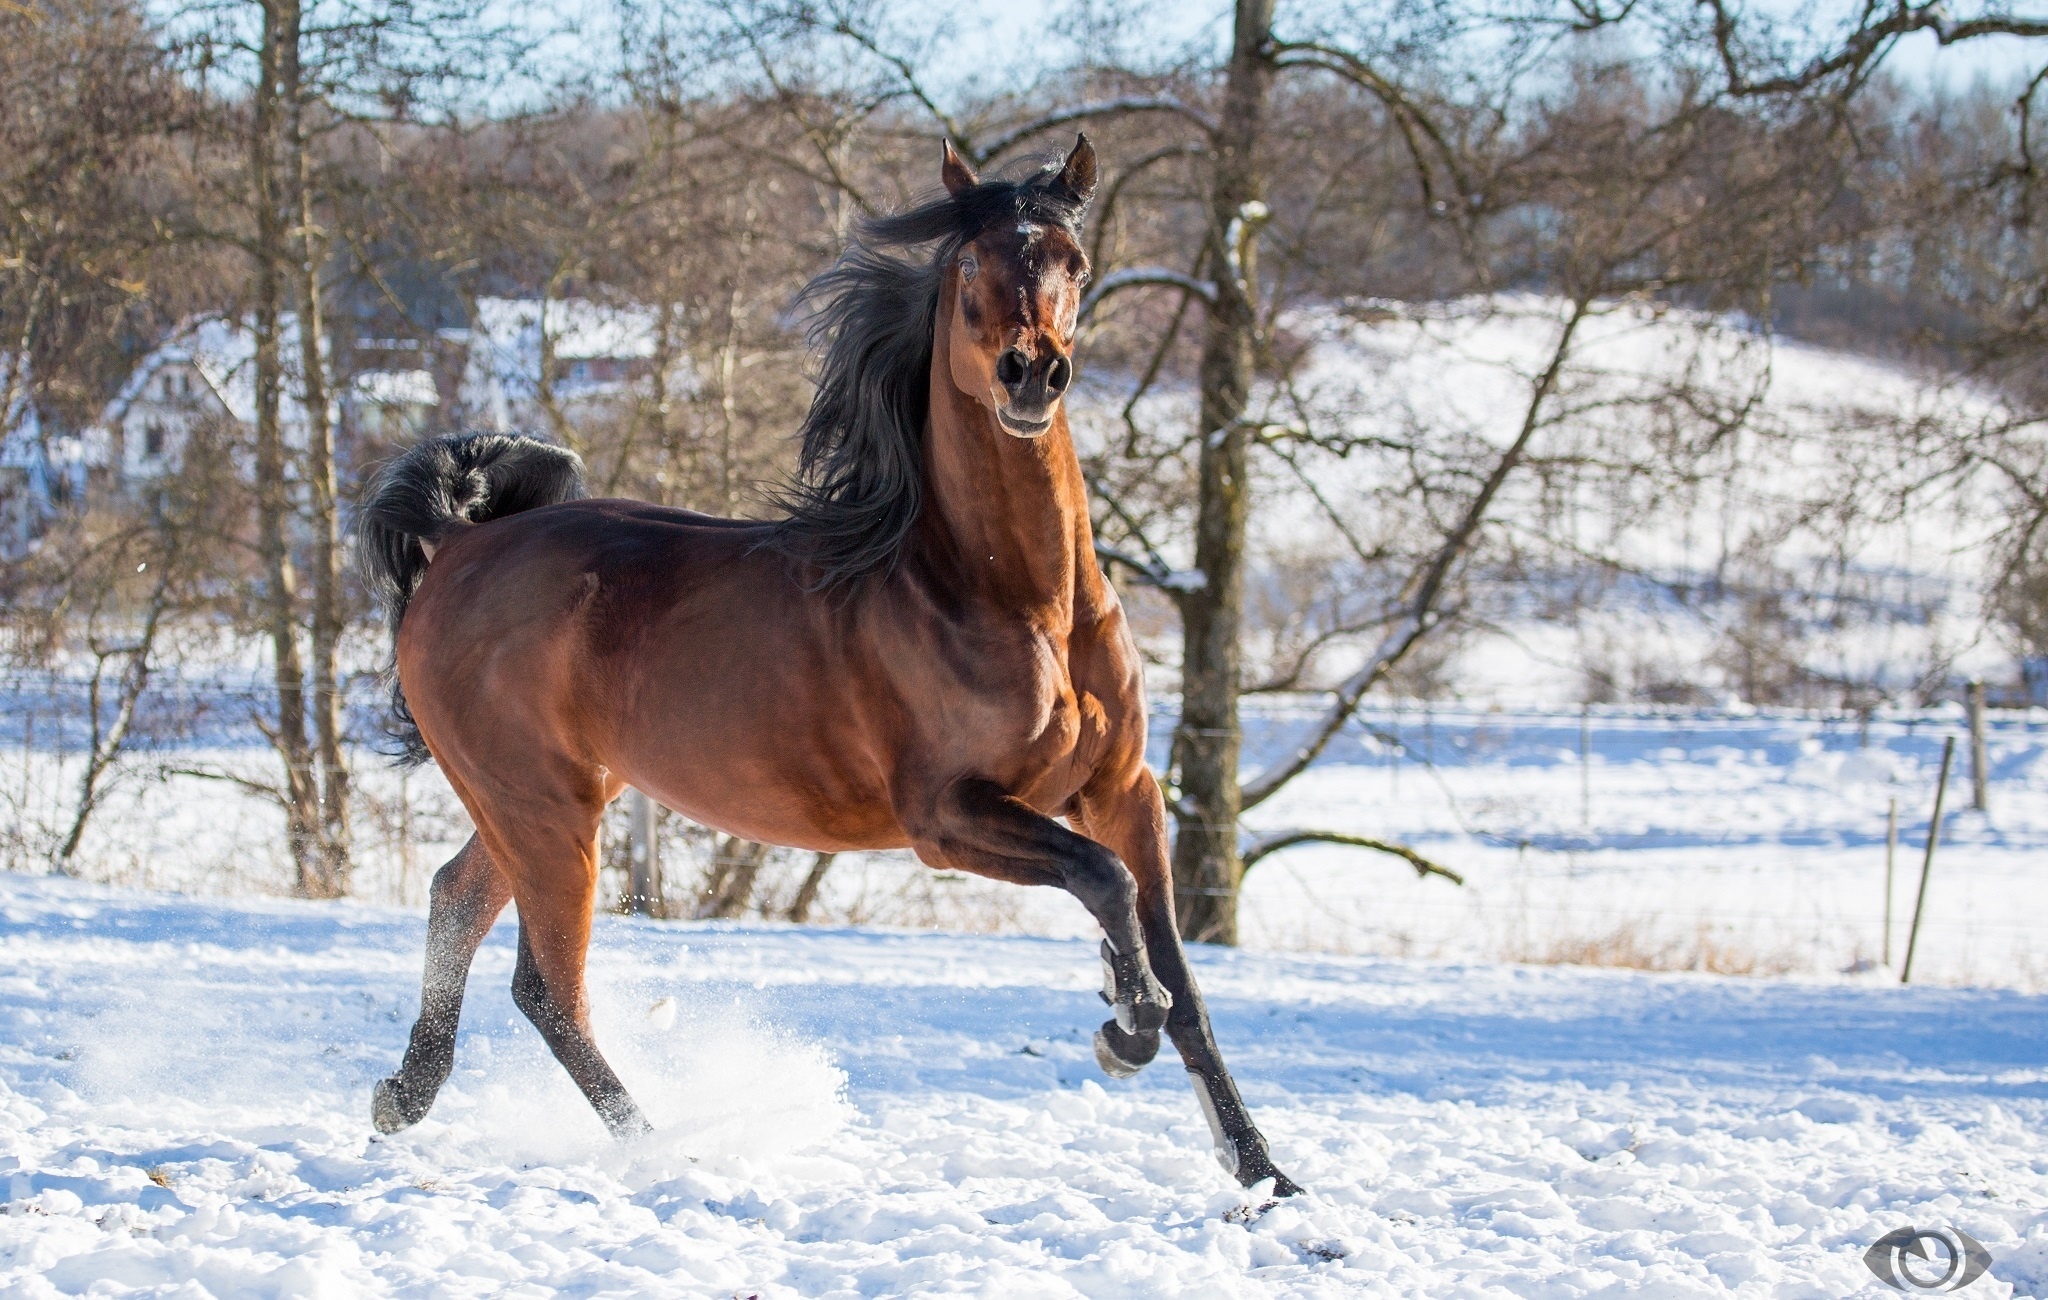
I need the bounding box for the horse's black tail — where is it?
[356,433,586,764]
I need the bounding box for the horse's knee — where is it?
[1064,843,1135,918]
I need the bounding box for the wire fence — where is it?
[1,669,2042,984]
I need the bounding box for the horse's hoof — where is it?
[1234,1147,1306,1198]
[601,1100,654,1142]
[1093,1020,1160,1079]
[371,1077,416,1135]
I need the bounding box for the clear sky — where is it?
[146,0,2045,109]
[767,0,2048,98]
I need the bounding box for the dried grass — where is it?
[1511,921,1799,977]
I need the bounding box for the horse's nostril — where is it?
[995,348,1028,390]
[1046,355,1072,395]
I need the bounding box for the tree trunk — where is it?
[285,28,350,897]
[626,788,663,916]
[251,0,322,892]
[786,852,836,923]
[698,836,770,919]
[1170,0,1274,946]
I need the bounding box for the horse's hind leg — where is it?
[436,745,649,1140]
[509,904,647,1138]
[375,835,512,1134]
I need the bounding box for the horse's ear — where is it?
[941,140,979,196]
[1051,133,1098,206]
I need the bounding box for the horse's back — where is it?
[396,498,779,750]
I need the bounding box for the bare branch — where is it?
[1241,297,1595,810]
[1090,140,1210,274]
[160,766,291,812]
[974,98,1219,164]
[1078,266,1217,325]
[1700,0,2048,98]
[823,16,972,154]
[1240,829,1464,884]
[1094,541,1175,589]
[1271,41,1476,213]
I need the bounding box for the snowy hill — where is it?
[3,874,2047,1296]
[1080,295,2027,707]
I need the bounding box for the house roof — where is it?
[456,296,682,429]
[98,314,316,434]
[351,368,438,406]
[470,297,660,363]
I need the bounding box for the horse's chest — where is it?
[950,628,1104,776]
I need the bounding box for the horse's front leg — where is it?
[909,778,1172,1038]
[1076,766,1304,1198]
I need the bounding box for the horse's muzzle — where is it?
[996,405,1054,438]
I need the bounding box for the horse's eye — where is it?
[959,256,978,282]
[1077,269,1092,288]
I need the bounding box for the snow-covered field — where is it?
[1234,701,2048,989]
[2,873,2047,1296]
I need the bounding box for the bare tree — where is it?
[164,0,514,896]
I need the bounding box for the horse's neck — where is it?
[921,372,1094,624]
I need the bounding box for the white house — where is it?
[453,297,686,433]
[347,366,440,439]
[95,315,316,484]
[93,298,682,488]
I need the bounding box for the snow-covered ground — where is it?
[2,873,2047,1296]
[1233,701,2048,990]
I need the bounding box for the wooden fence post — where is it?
[1580,703,1592,829]
[1968,680,1989,813]
[1883,796,1897,967]
[628,787,661,917]
[1900,736,1955,986]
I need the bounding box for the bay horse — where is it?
[357,136,1301,1197]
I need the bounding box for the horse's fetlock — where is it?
[1099,938,1171,1033]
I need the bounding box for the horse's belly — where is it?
[625,738,909,854]
[656,792,910,854]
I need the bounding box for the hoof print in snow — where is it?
[1093,1019,1159,1078]
[1224,1198,1273,1225]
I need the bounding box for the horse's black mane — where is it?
[768,159,1089,587]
